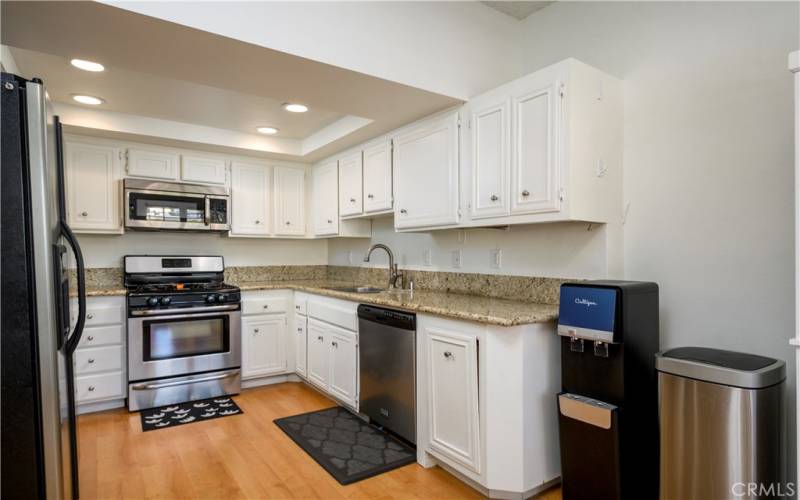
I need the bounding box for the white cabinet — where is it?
[312,161,339,236]
[423,322,481,474]
[393,111,460,230]
[64,140,122,233]
[338,152,363,216]
[307,319,330,388]
[231,161,270,236]
[181,155,227,185]
[242,314,287,379]
[273,166,305,236]
[294,314,307,378]
[328,325,358,407]
[126,148,179,180]
[469,95,510,219]
[362,140,393,214]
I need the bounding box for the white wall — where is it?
[329,217,610,279]
[77,232,327,268]
[103,1,522,99]
[518,0,799,482]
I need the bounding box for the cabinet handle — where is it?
[88,386,95,392]
[367,194,374,199]
[254,328,259,333]
[88,358,95,364]
[400,209,407,214]
[350,198,356,203]
[87,335,94,341]
[297,328,303,332]
[317,336,323,341]
[444,351,453,359]
[87,314,93,320]
[521,190,530,197]
[332,341,338,348]
[295,305,301,310]
[490,194,499,201]
[81,211,88,217]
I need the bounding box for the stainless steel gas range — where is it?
[124,255,241,411]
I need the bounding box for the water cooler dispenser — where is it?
[556,281,659,500]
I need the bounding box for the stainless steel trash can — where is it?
[656,347,786,500]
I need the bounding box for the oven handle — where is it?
[130,369,240,391]
[130,304,240,317]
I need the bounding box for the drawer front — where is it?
[75,371,125,403]
[243,297,287,316]
[78,324,124,349]
[71,302,124,327]
[294,297,307,316]
[308,300,358,331]
[74,345,123,375]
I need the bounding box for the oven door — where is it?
[126,188,226,231]
[128,308,241,381]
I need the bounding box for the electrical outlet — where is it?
[451,250,462,269]
[490,249,502,269]
[423,248,432,266]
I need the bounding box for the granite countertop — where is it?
[77,285,128,297]
[79,280,558,327]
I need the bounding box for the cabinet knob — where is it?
[350,198,356,203]
[327,219,333,224]
[88,358,95,364]
[255,219,261,224]
[400,209,407,214]
[87,335,94,341]
[317,336,323,341]
[444,351,453,359]
[295,305,301,310]
[263,304,269,309]
[254,328,260,333]
[87,314,93,320]
[285,221,291,225]
[88,386,95,392]
[490,194,499,201]
[81,211,88,217]
[332,341,338,348]
[297,328,303,332]
[367,194,374,199]
[521,190,530,197]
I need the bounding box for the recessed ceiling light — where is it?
[282,103,308,113]
[256,126,279,135]
[71,94,104,106]
[70,59,105,72]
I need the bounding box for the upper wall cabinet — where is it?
[338,152,363,217]
[273,166,306,236]
[312,161,339,236]
[126,148,179,180]
[393,111,460,230]
[181,155,228,185]
[462,58,623,227]
[231,160,271,236]
[64,139,123,233]
[362,140,393,214]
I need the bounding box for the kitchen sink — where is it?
[326,286,385,293]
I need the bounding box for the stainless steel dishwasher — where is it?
[358,304,416,445]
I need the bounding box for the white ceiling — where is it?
[1,1,462,162]
[481,1,554,21]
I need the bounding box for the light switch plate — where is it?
[452,250,462,269]
[490,249,502,269]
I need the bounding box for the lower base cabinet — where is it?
[242,313,287,379]
[306,317,358,409]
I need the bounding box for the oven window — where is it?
[143,315,230,361]
[129,192,205,224]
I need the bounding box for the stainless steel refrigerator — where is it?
[2,72,87,499]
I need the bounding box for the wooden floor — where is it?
[78,382,562,499]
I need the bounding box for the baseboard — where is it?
[242,372,302,389]
[77,399,125,415]
[436,460,561,500]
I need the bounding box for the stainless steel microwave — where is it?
[124,179,230,231]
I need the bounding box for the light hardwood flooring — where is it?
[78,382,562,499]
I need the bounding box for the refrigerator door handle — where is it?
[61,220,86,355]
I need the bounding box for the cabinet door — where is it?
[312,161,339,236]
[242,314,286,379]
[126,148,178,180]
[231,161,270,235]
[510,72,561,215]
[64,141,122,232]
[393,112,459,229]
[425,326,480,474]
[328,326,358,409]
[273,166,306,236]
[470,97,511,219]
[306,319,329,389]
[295,315,307,378]
[362,141,393,213]
[338,152,363,216]
[181,155,227,185]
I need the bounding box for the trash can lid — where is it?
[656,347,785,389]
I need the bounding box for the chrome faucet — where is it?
[364,243,404,289]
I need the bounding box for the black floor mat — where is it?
[139,396,243,431]
[274,407,416,485]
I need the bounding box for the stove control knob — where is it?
[161,297,172,306]
[147,297,159,307]
[217,294,227,303]
[206,294,217,304]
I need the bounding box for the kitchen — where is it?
[1,1,798,500]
